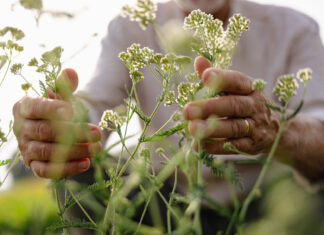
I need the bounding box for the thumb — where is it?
[49,68,79,100]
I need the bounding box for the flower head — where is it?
[184,10,249,69]
[21,83,32,92]
[252,79,266,91]
[176,82,200,106]
[297,68,312,83]
[121,0,157,30]
[99,110,126,130]
[0,27,25,41]
[273,74,299,102]
[10,63,23,75]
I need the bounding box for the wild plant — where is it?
[0,0,313,234]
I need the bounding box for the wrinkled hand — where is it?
[184,56,280,155]
[13,69,102,178]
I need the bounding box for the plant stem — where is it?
[68,189,97,227]
[136,189,153,234]
[167,167,178,233]
[238,119,286,227]
[0,56,11,87]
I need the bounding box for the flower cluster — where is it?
[21,83,32,92]
[121,0,157,30]
[0,27,25,41]
[159,53,191,75]
[252,79,266,91]
[10,63,23,75]
[119,43,154,83]
[28,46,63,94]
[184,10,250,69]
[119,44,191,84]
[297,68,312,83]
[99,110,126,130]
[273,74,299,103]
[176,82,200,106]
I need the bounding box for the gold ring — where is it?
[244,119,250,136]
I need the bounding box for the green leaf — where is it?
[199,151,243,190]
[39,80,48,98]
[141,123,186,142]
[46,219,97,231]
[286,99,304,121]
[0,159,11,167]
[265,103,282,112]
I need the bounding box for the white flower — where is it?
[99,110,126,130]
[273,74,299,102]
[297,68,312,83]
[252,79,266,91]
[121,0,157,30]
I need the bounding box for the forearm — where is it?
[276,113,324,180]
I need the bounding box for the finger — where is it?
[201,138,254,155]
[21,120,102,142]
[30,159,90,178]
[23,141,102,165]
[194,56,211,79]
[201,68,253,95]
[17,96,73,120]
[56,68,79,100]
[189,118,253,139]
[184,95,255,120]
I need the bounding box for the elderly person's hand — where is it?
[13,69,102,178]
[184,56,281,155]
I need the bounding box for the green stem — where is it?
[68,189,97,227]
[135,189,153,234]
[238,119,286,226]
[0,56,11,87]
[167,167,178,233]
[0,151,20,187]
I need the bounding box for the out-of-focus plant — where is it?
[0,0,316,234]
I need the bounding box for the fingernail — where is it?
[78,159,89,170]
[187,106,202,119]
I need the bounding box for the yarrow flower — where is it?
[0,27,25,41]
[252,79,266,91]
[164,91,175,106]
[184,10,250,69]
[119,43,154,83]
[21,83,32,92]
[10,63,23,75]
[99,110,126,130]
[273,74,299,102]
[297,68,312,83]
[121,0,157,30]
[176,82,200,106]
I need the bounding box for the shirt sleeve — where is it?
[76,17,133,144]
[286,15,324,121]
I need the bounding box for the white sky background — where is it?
[0,0,323,190]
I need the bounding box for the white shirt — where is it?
[77,0,324,202]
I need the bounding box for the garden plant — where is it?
[0,0,313,234]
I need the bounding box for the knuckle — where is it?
[231,121,242,138]
[230,96,243,116]
[36,121,52,140]
[39,143,51,161]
